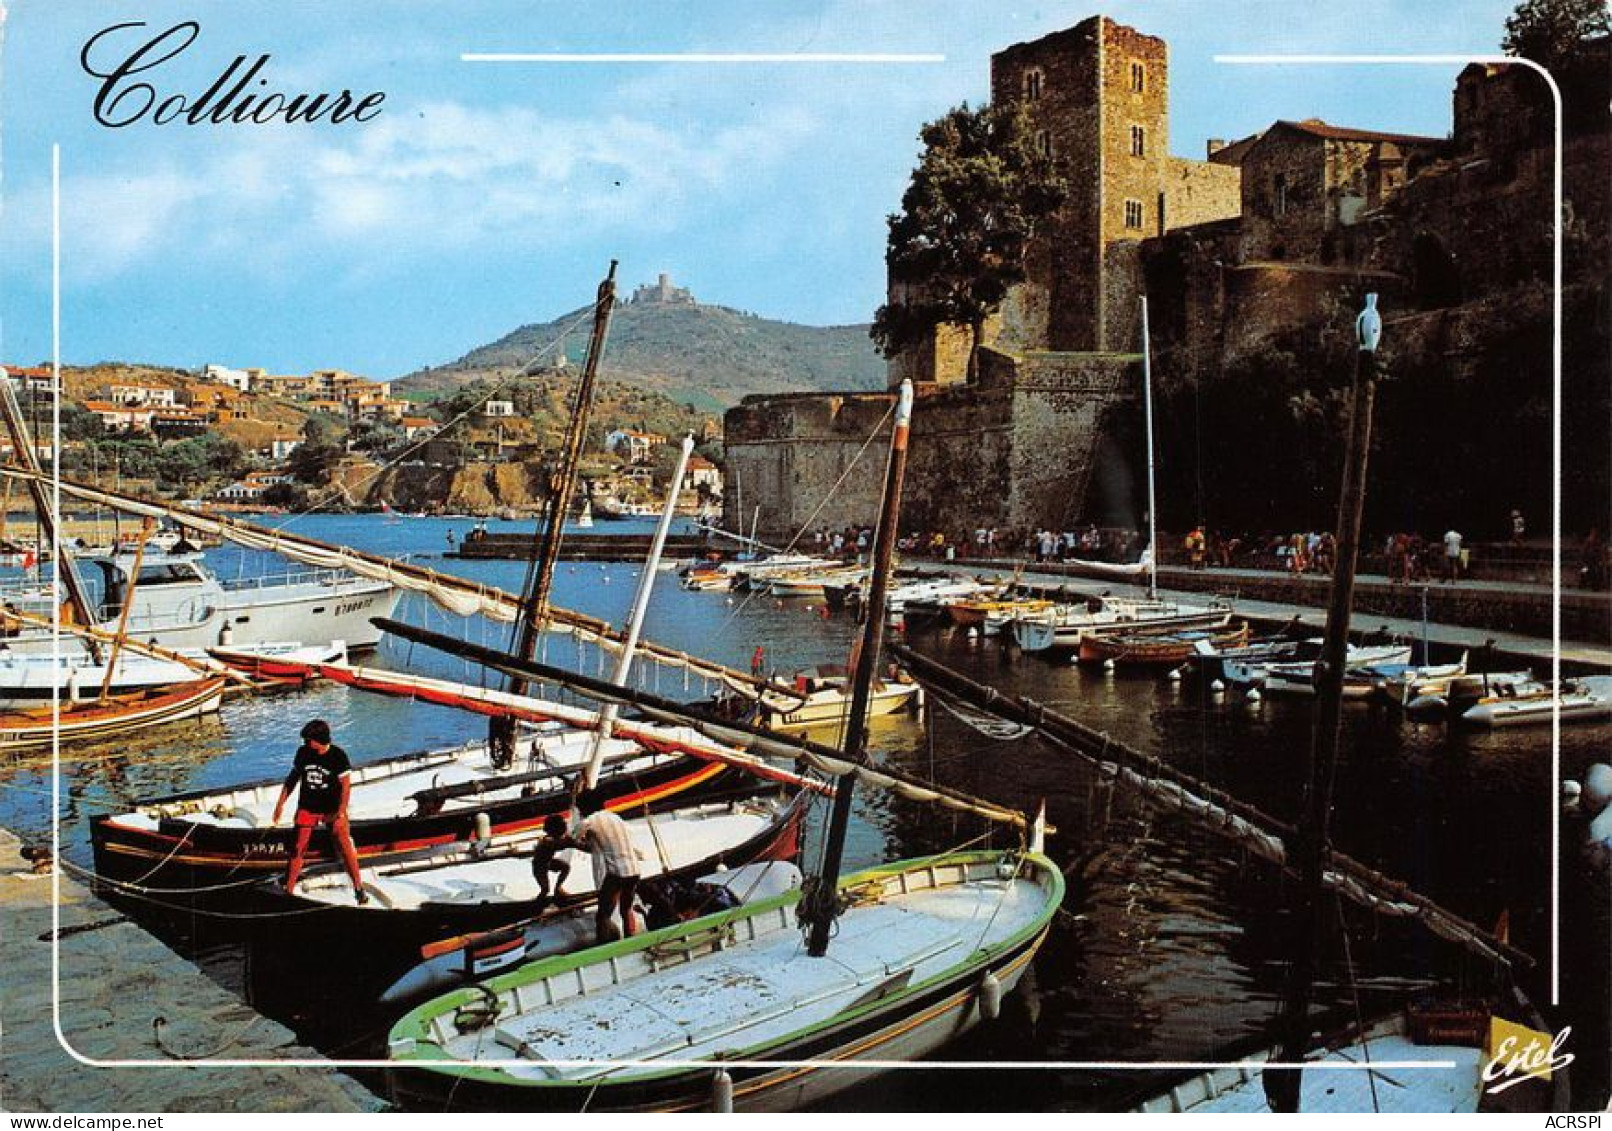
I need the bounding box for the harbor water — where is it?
[0,513,1605,1111]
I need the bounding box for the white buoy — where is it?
[1246,687,1263,704]
[474,812,491,842]
[711,1068,734,1113]
[1562,779,1583,811]
[1210,679,1226,693]
[1167,666,1183,682]
[979,972,1003,1021]
[1103,659,1116,672]
[1583,764,1612,815]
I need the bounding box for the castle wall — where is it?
[1162,156,1242,231]
[722,393,894,537]
[1005,351,1138,530]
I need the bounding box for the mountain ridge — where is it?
[396,297,889,411]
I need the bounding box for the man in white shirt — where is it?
[1443,529,1464,582]
[571,787,645,943]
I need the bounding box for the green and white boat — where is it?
[387,848,1062,1111]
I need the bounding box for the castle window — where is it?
[1124,199,1144,229]
[1273,173,1288,217]
[1130,62,1145,92]
[1035,130,1052,159]
[1023,68,1044,100]
[1130,125,1146,157]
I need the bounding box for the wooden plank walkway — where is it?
[0,829,383,1113]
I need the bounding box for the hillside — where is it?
[397,297,888,411]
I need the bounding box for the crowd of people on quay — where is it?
[801,514,1608,591]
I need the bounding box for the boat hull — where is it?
[0,677,225,752]
[90,751,743,889]
[386,851,1061,1113]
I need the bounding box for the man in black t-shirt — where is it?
[272,719,368,904]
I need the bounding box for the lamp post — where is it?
[1265,294,1383,1113]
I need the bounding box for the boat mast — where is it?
[1140,296,1159,600]
[489,261,618,767]
[580,433,694,788]
[805,379,914,957]
[1264,294,1384,1113]
[0,375,102,658]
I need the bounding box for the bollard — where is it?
[711,1068,734,1113]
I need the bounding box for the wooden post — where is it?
[490,262,617,767]
[1265,297,1383,1113]
[806,381,913,957]
[97,517,155,702]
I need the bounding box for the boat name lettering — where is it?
[1481,1025,1573,1095]
[334,598,373,617]
[239,840,284,858]
[81,22,386,129]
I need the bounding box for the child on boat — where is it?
[528,814,573,909]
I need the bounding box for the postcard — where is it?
[0,0,1605,1118]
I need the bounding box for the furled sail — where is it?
[373,617,1035,832]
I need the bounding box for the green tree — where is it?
[1503,0,1609,64]
[871,100,1066,382]
[1503,0,1610,132]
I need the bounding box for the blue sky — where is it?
[0,1,1523,379]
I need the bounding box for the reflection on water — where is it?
[1,513,1604,1111]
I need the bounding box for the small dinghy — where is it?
[1461,675,1612,728]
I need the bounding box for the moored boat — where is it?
[386,849,1063,1112]
[1010,595,1233,654]
[1461,674,1612,728]
[89,723,732,887]
[947,594,1054,633]
[1077,620,1251,666]
[723,664,924,735]
[279,793,804,937]
[379,860,802,1006]
[1260,644,1415,696]
[0,676,226,753]
[2,551,399,655]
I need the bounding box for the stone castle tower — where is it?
[893,15,1238,385]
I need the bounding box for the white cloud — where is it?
[26,96,820,286]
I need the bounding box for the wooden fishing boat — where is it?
[205,640,350,685]
[727,665,923,734]
[282,793,802,923]
[90,724,735,887]
[1251,643,1413,696]
[1077,620,1250,666]
[1010,596,1233,654]
[763,566,866,599]
[1461,675,1612,728]
[0,676,226,753]
[386,850,1063,1112]
[946,595,1053,633]
[379,860,802,1006]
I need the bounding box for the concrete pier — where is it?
[0,829,382,1113]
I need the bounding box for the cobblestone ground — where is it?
[0,830,383,1113]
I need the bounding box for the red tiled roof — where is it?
[1274,118,1448,147]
